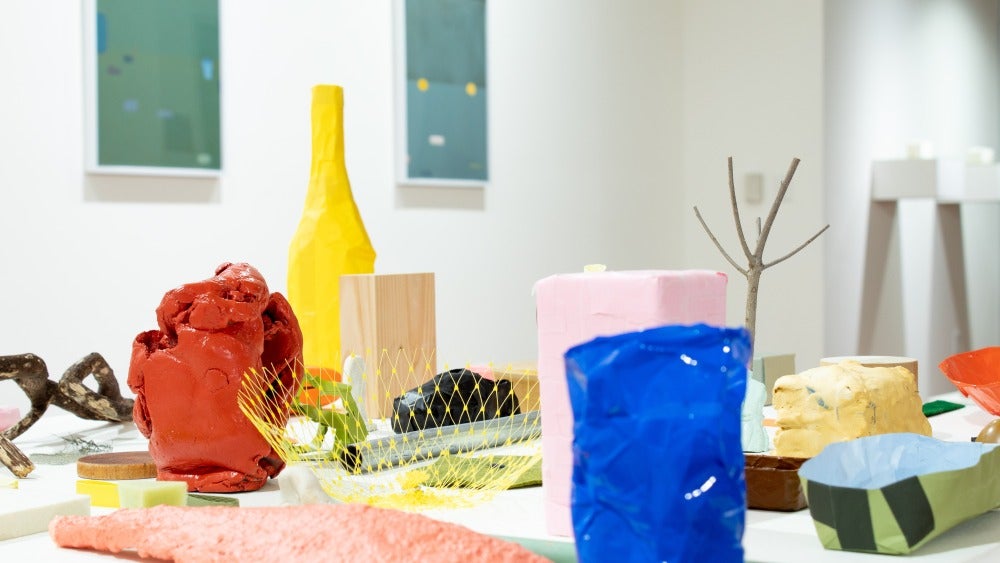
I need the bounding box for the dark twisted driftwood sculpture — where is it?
[0,353,134,477]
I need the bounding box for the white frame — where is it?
[393,0,488,189]
[82,0,222,178]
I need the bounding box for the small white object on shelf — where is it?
[967,146,995,165]
[905,140,934,159]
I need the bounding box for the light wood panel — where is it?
[340,273,436,418]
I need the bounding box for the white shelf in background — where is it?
[962,164,1000,201]
[871,158,1000,202]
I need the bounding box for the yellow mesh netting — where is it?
[238,348,541,511]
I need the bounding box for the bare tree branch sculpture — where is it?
[694,157,829,354]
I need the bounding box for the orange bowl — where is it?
[939,347,1000,416]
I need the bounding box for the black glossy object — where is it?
[391,368,520,434]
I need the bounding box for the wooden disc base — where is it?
[77,451,157,480]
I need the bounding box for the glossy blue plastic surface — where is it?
[565,323,751,563]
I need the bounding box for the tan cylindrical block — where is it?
[820,355,918,384]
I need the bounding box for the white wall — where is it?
[824,0,1000,396]
[15,0,993,416]
[0,0,682,410]
[680,0,826,367]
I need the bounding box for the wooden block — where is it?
[77,451,157,480]
[340,273,436,418]
[489,362,540,413]
[0,490,90,540]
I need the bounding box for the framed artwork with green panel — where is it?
[83,0,221,176]
[395,0,488,187]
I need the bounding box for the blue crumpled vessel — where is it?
[565,323,751,563]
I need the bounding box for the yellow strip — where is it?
[76,479,119,508]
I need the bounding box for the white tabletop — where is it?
[2,392,999,562]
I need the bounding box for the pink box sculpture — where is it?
[534,270,728,536]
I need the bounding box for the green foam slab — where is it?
[420,455,542,489]
[186,493,240,507]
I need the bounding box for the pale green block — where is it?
[117,480,188,508]
[754,353,796,406]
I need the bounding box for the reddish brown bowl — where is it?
[745,453,809,511]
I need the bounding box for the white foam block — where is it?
[0,490,90,540]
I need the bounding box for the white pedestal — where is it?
[860,159,999,397]
[871,159,964,200]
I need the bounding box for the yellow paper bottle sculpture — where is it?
[288,85,376,373]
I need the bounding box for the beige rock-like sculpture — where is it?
[772,361,931,458]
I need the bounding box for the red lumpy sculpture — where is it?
[128,263,303,492]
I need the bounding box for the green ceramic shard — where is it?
[921,399,964,417]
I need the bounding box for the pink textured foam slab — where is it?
[0,406,20,431]
[534,270,727,536]
[49,505,549,562]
